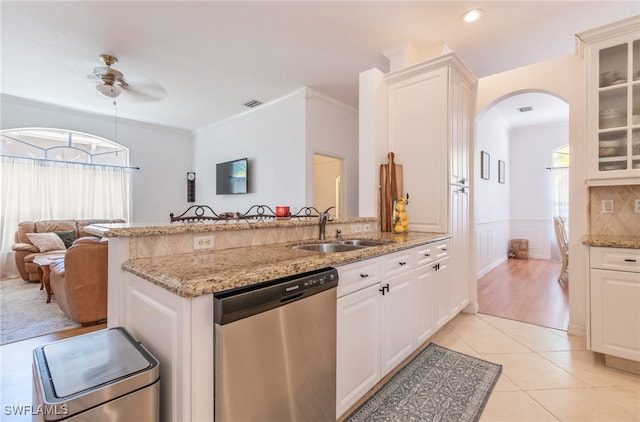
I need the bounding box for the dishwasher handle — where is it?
[214,267,338,325]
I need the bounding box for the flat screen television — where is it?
[216,158,248,195]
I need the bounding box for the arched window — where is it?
[0,128,132,278]
[1,128,129,166]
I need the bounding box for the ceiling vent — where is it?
[243,99,263,108]
[518,106,534,112]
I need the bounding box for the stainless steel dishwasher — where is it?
[214,267,338,422]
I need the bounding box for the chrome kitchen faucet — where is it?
[318,207,335,240]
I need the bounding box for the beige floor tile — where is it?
[500,326,577,352]
[491,373,521,392]
[544,329,587,350]
[428,328,485,359]
[480,391,559,421]
[444,312,496,331]
[529,387,640,421]
[453,327,532,354]
[485,352,588,390]
[540,350,640,390]
[477,313,541,330]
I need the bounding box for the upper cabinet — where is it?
[581,16,640,185]
[385,53,476,232]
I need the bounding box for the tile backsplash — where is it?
[589,185,640,236]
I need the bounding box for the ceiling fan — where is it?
[90,54,167,101]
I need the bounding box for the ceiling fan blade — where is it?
[120,76,167,102]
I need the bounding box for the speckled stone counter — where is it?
[85,217,376,237]
[582,235,640,249]
[123,231,450,298]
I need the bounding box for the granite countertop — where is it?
[122,231,450,298]
[86,216,376,238]
[583,235,640,249]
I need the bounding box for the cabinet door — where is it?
[380,272,415,376]
[388,68,449,233]
[450,187,469,314]
[590,269,640,362]
[336,284,381,418]
[433,256,452,329]
[584,24,640,182]
[413,264,436,346]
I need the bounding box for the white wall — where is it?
[193,87,359,217]
[1,95,193,224]
[193,91,306,213]
[476,54,587,336]
[475,108,511,276]
[510,122,568,260]
[305,89,359,217]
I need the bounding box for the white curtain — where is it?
[550,167,569,227]
[550,167,569,261]
[0,156,131,278]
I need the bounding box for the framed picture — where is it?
[481,151,490,180]
[498,160,505,184]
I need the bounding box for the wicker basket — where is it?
[510,239,529,259]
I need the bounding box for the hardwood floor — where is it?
[477,258,569,331]
[0,324,105,421]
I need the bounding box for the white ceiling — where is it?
[1,1,638,131]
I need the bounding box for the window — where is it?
[0,128,132,278]
[550,145,569,231]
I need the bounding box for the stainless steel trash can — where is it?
[32,327,160,421]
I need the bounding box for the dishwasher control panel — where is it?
[214,267,338,325]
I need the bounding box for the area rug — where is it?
[345,343,502,422]
[0,278,80,344]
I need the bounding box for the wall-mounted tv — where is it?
[216,158,248,195]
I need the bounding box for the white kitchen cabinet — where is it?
[336,240,461,418]
[380,271,415,375]
[450,185,470,315]
[336,283,381,417]
[433,256,452,329]
[580,16,640,185]
[123,272,214,422]
[386,53,476,232]
[413,240,450,343]
[589,247,640,362]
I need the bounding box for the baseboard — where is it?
[477,256,507,278]
[567,323,586,337]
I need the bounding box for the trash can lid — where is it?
[42,328,152,397]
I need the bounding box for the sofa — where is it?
[49,237,108,325]
[12,219,124,282]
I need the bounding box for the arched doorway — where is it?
[474,91,570,330]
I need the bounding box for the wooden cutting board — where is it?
[380,152,403,232]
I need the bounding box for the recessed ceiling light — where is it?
[461,9,483,23]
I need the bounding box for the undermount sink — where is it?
[290,239,392,253]
[291,243,365,253]
[338,239,392,247]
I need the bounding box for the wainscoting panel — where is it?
[476,220,510,278]
[510,219,554,261]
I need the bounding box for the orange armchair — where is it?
[49,237,108,325]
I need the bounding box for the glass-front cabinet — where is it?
[582,16,640,184]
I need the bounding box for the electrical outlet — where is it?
[601,199,614,214]
[352,224,363,233]
[194,234,215,250]
[635,199,640,213]
[363,224,371,232]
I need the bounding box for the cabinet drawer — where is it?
[337,260,380,298]
[590,247,640,273]
[415,240,449,267]
[382,250,414,278]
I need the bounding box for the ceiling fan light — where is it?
[461,9,483,23]
[96,83,121,98]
